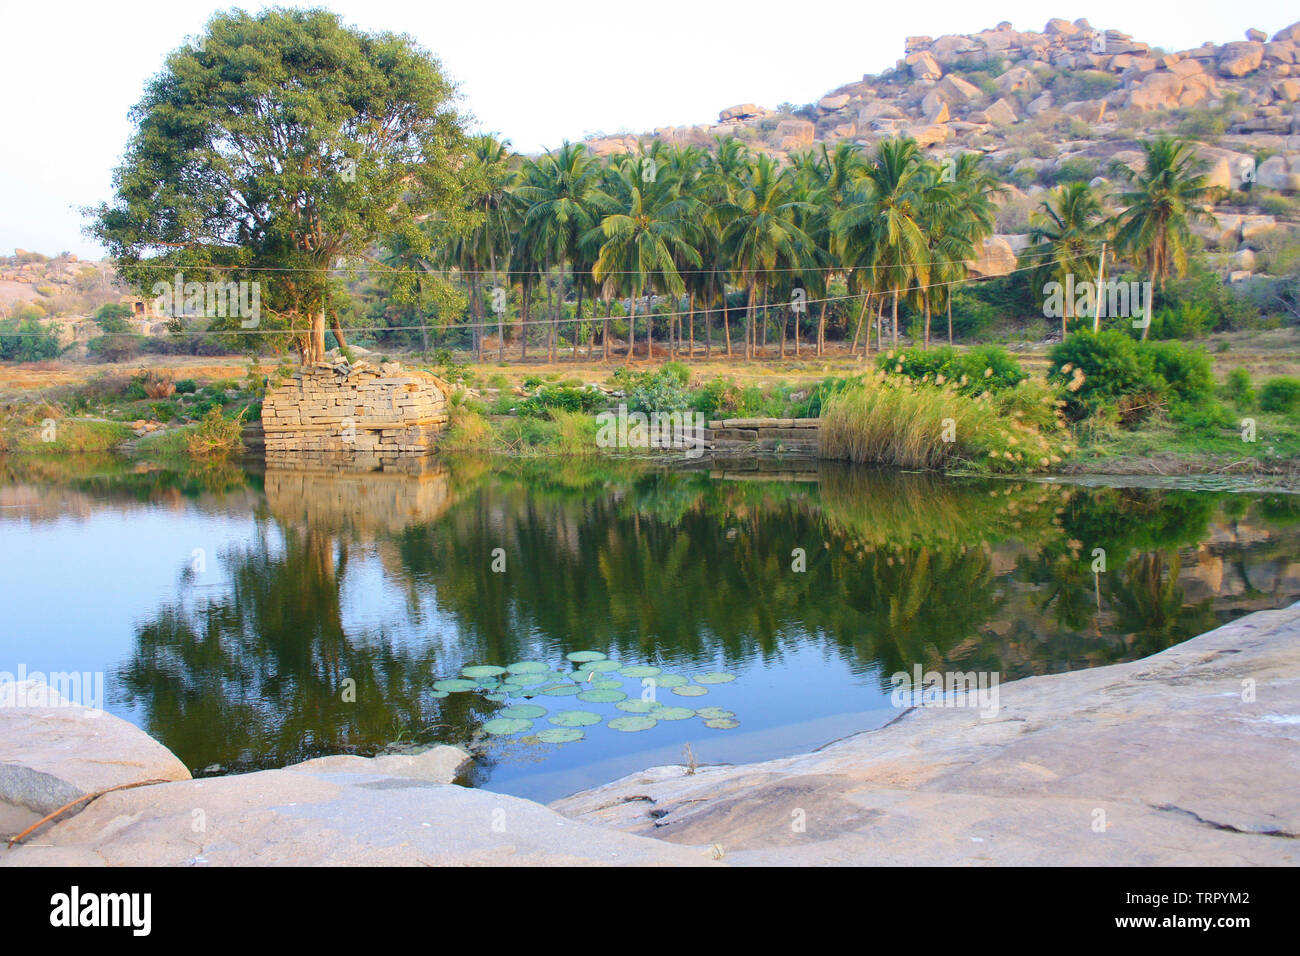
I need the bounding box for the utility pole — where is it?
[1094,241,1107,333]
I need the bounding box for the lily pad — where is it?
[576,660,621,673]
[651,705,695,721]
[652,674,688,688]
[462,665,507,678]
[615,699,657,714]
[608,715,657,732]
[703,718,740,729]
[511,673,552,687]
[592,678,623,690]
[536,727,584,744]
[578,688,627,704]
[548,710,602,727]
[696,707,735,720]
[431,690,449,699]
[482,717,532,735]
[433,678,478,693]
[540,684,582,696]
[619,664,661,678]
[672,685,708,697]
[565,651,607,663]
[694,672,737,684]
[506,661,549,674]
[484,693,508,703]
[500,703,547,720]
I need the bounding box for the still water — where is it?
[2,453,1298,803]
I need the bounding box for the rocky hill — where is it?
[583,18,1300,276]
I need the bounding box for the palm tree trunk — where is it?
[851,292,870,355]
[793,301,799,358]
[688,292,695,362]
[603,296,611,362]
[574,282,584,360]
[876,296,884,352]
[745,283,755,361]
[645,293,653,362]
[521,280,529,361]
[947,292,953,345]
[891,288,899,347]
[817,301,826,356]
[924,297,931,349]
[1142,263,1156,341]
[626,294,636,364]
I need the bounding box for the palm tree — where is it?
[719,154,814,360]
[836,138,928,350]
[516,142,602,362]
[1112,137,1216,340]
[462,135,517,361]
[795,142,866,354]
[1029,181,1107,340]
[584,155,700,363]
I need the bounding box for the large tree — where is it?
[90,7,470,364]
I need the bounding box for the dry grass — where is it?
[819,372,1070,473]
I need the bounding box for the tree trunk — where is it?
[785,299,795,358]
[1142,264,1156,341]
[947,293,953,346]
[745,283,755,360]
[626,295,636,364]
[850,293,870,356]
[329,309,348,352]
[309,309,326,364]
[521,282,529,361]
[574,283,584,360]
[891,288,899,347]
[923,296,931,349]
[687,292,695,362]
[603,297,611,362]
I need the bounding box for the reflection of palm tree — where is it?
[1105,550,1215,657]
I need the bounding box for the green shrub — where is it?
[1048,330,1165,422]
[0,318,62,362]
[517,384,606,416]
[175,379,198,394]
[1144,341,1214,406]
[878,345,1027,395]
[1260,377,1300,414]
[1222,367,1255,408]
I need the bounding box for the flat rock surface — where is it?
[552,603,1300,865]
[4,605,1297,865]
[0,680,191,815]
[0,746,714,867]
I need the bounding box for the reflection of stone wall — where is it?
[262,361,449,465]
[264,463,452,535]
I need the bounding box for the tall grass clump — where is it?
[819,372,1069,473]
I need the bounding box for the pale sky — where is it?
[2,0,1295,258]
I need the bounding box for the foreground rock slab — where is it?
[0,746,714,866]
[553,604,1300,865]
[0,680,191,815]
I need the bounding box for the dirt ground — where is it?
[1,328,1296,399]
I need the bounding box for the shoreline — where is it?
[3,602,1297,866]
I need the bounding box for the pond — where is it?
[2,452,1299,803]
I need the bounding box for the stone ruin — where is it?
[261,360,450,471]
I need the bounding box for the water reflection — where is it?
[3,454,1298,799]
